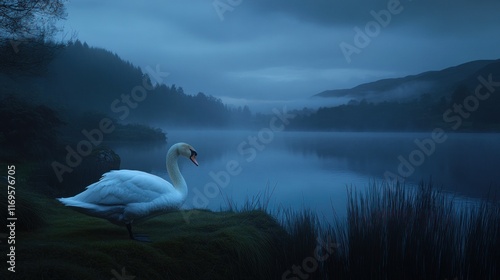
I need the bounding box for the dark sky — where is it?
[62,0,500,111]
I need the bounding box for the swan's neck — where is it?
[166,148,188,197]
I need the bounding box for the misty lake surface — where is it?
[110,130,500,221]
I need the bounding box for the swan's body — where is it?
[57,142,198,241]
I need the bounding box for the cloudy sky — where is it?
[61,0,500,111]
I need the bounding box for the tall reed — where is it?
[320,182,499,279]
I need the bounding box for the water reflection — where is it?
[108,130,500,221]
[283,132,500,198]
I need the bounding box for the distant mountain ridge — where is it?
[315,59,500,102]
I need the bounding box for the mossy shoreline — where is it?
[1,182,499,280]
[2,194,286,279]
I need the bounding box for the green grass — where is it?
[2,181,499,280]
[5,195,288,280]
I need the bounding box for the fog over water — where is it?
[109,130,500,221]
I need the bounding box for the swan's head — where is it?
[175,143,199,166]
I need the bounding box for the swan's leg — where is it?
[126,223,151,242]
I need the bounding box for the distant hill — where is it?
[315,59,500,102]
[294,59,500,131]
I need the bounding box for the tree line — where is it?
[289,87,500,131]
[1,40,253,128]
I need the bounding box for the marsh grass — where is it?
[219,181,276,212]
[322,182,500,280]
[4,181,499,280]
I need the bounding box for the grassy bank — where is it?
[3,197,288,279]
[1,182,499,279]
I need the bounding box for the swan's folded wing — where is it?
[72,170,176,205]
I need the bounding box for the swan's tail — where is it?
[57,197,93,209]
[57,197,125,224]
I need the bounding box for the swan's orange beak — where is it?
[190,155,198,166]
[190,151,199,166]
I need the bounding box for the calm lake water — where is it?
[110,130,500,221]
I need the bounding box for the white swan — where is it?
[57,142,198,241]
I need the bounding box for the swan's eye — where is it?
[189,149,199,166]
[190,149,197,157]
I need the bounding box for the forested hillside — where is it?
[0,40,252,127]
[292,85,500,132]
[1,40,498,133]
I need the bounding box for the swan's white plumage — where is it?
[58,170,184,224]
[57,143,197,232]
